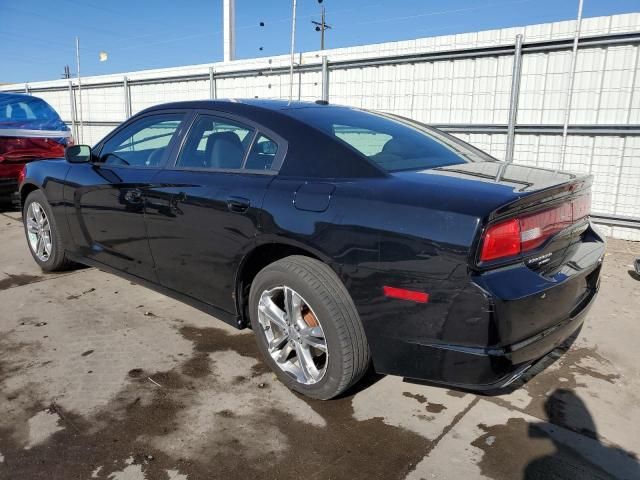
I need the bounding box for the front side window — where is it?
[176,115,254,170]
[286,107,490,172]
[100,114,183,167]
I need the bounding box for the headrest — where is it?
[381,138,412,156]
[206,131,244,169]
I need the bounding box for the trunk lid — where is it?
[393,161,594,271]
[393,161,591,220]
[426,161,592,220]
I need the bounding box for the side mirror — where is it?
[65,145,92,163]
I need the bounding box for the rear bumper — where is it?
[413,283,597,391]
[359,226,605,389]
[0,162,23,202]
[0,178,19,202]
[369,271,599,390]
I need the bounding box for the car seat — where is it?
[205,131,244,169]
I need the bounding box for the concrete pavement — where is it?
[1,209,639,479]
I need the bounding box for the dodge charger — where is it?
[19,100,605,399]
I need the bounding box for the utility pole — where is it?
[312,2,331,50]
[289,0,297,103]
[223,0,236,62]
[559,0,584,170]
[76,37,84,144]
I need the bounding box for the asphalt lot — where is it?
[1,206,639,480]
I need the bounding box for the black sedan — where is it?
[19,100,605,399]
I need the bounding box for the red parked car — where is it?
[0,93,71,205]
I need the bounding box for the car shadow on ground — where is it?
[405,328,640,478]
[522,388,639,478]
[0,200,20,214]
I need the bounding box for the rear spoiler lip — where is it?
[488,174,593,223]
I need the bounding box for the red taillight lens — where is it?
[571,192,591,221]
[480,218,521,262]
[519,202,573,251]
[0,137,66,162]
[480,194,591,263]
[18,165,26,186]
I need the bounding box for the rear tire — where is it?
[249,255,370,400]
[23,189,75,272]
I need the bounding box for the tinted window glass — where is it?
[1,97,53,121]
[100,114,183,167]
[176,115,253,170]
[245,134,278,170]
[286,107,485,172]
[334,125,391,156]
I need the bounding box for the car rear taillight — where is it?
[480,218,521,262]
[0,137,66,162]
[18,165,26,186]
[480,193,591,263]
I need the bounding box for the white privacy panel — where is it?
[4,13,639,239]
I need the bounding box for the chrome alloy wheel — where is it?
[257,286,328,385]
[26,201,53,262]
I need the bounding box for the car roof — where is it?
[140,98,341,115]
[134,99,386,179]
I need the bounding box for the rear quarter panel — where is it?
[325,178,491,350]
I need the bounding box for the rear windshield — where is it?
[0,95,63,124]
[286,107,491,172]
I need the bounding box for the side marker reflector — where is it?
[383,286,429,303]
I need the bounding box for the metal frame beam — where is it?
[3,31,639,95]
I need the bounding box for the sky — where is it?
[1,0,638,84]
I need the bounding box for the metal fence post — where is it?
[321,56,329,101]
[123,76,132,118]
[559,0,584,170]
[209,66,216,99]
[68,80,78,141]
[505,34,523,164]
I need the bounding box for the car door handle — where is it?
[227,196,250,213]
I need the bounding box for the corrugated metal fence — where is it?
[2,13,640,240]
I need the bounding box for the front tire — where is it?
[23,189,74,272]
[249,255,370,400]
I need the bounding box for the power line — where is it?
[352,0,537,27]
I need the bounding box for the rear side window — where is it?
[176,115,254,170]
[286,107,483,172]
[245,134,278,170]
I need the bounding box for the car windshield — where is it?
[286,106,493,172]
